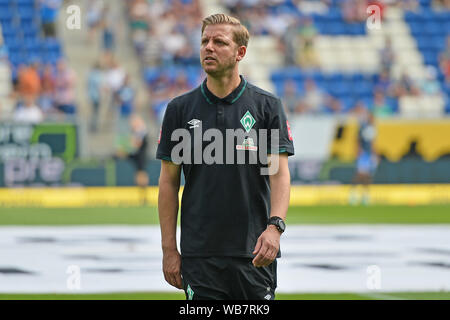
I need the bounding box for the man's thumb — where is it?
[253,237,262,254]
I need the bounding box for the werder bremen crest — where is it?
[186,284,194,300]
[240,110,256,133]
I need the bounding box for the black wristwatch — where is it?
[268,216,286,234]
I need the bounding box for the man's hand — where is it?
[252,225,280,267]
[162,249,183,289]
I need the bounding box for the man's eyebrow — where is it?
[202,35,229,41]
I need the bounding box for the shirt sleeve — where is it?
[267,98,295,156]
[156,101,179,162]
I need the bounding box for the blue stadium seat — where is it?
[144,67,161,84]
[341,97,355,111]
[327,22,346,35]
[345,23,366,35]
[424,22,442,36]
[420,0,431,5]
[329,82,350,97]
[9,52,27,66]
[7,40,24,53]
[1,22,20,37]
[386,97,399,113]
[24,38,39,52]
[17,6,35,19]
[43,38,62,54]
[0,6,14,20]
[327,7,342,20]
[22,24,38,37]
[42,52,62,64]
[416,36,432,50]
[431,36,446,51]
[422,50,439,66]
[352,82,373,96]
[408,22,422,36]
[16,0,35,4]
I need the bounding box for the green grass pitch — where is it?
[1,204,449,226]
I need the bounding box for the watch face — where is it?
[278,220,286,232]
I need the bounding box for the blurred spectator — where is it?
[172,73,192,97]
[420,66,441,97]
[372,90,393,118]
[149,73,176,122]
[17,63,41,102]
[379,37,395,73]
[400,0,419,11]
[124,0,204,117]
[342,0,368,23]
[393,72,421,97]
[128,0,150,32]
[104,54,126,95]
[295,0,331,14]
[115,74,135,133]
[374,69,395,96]
[281,80,302,115]
[0,30,7,62]
[39,64,56,114]
[115,114,149,205]
[54,60,77,116]
[323,96,343,114]
[280,19,300,66]
[439,35,450,84]
[87,61,104,132]
[40,0,62,38]
[351,103,378,205]
[86,0,105,43]
[296,79,326,114]
[296,17,319,69]
[100,5,116,53]
[264,10,291,38]
[13,96,44,124]
[432,0,450,10]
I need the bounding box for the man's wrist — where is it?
[267,216,286,234]
[162,244,178,253]
[267,224,282,234]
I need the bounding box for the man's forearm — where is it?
[158,181,179,252]
[269,156,290,221]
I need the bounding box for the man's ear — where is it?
[236,45,247,62]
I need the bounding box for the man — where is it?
[157,13,294,300]
[351,102,378,205]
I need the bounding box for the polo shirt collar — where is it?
[201,75,247,105]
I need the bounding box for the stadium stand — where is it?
[0,0,449,154]
[221,0,449,119]
[0,0,65,121]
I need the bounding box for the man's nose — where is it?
[204,40,214,52]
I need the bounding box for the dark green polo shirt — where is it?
[157,75,294,258]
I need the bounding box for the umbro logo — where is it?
[188,119,201,129]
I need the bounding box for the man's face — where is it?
[200,24,243,77]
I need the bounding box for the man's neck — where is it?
[205,72,241,99]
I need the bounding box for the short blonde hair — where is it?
[201,13,250,48]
